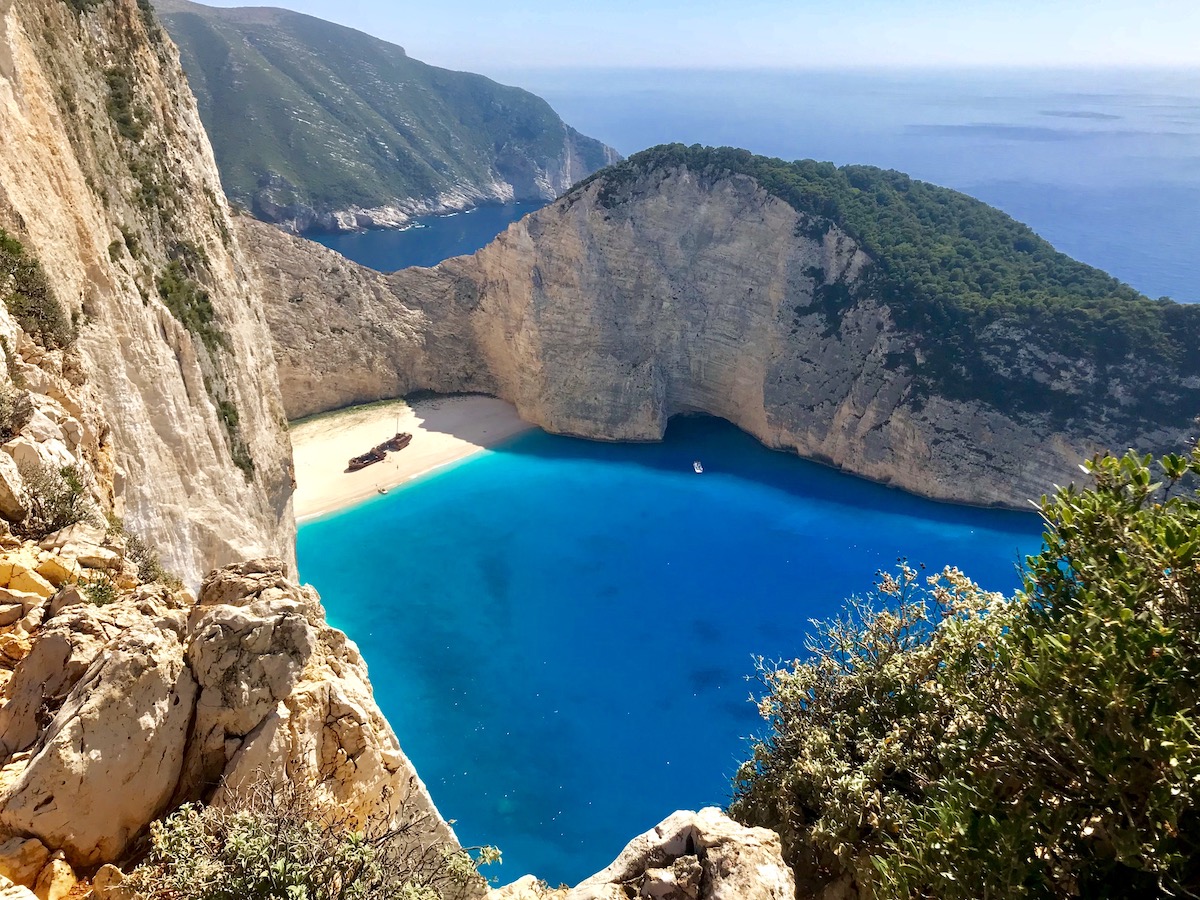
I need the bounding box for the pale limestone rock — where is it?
[66,546,118,571]
[19,412,63,448]
[0,594,189,758]
[0,0,295,587]
[0,874,38,900]
[5,572,50,600]
[31,852,72,900]
[33,557,76,589]
[0,616,197,868]
[246,163,1196,510]
[0,836,48,888]
[570,808,794,900]
[89,865,133,900]
[180,560,455,846]
[0,456,25,522]
[38,524,105,554]
[0,605,20,628]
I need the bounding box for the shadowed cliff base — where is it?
[243,146,1200,511]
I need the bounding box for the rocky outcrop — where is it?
[488,809,795,900]
[245,161,1194,509]
[0,556,452,881]
[0,0,295,586]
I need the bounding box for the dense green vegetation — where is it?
[126,778,500,900]
[580,145,1200,426]
[733,447,1200,898]
[105,65,145,143]
[156,259,226,353]
[0,229,73,350]
[155,0,613,225]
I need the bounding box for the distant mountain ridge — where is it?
[155,0,620,233]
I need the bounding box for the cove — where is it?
[309,201,544,271]
[296,415,1044,885]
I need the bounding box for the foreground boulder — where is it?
[491,808,795,900]
[0,558,452,874]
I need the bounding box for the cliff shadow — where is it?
[479,408,1041,541]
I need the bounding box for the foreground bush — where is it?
[126,779,499,900]
[733,448,1200,898]
[15,460,93,538]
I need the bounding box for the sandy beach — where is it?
[290,395,534,521]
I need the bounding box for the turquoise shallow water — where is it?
[297,416,1043,885]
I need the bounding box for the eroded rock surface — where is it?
[246,163,1193,509]
[0,0,295,586]
[489,808,795,900]
[0,557,451,875]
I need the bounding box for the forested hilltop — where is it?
[579,144,1200,428]
[155,0,618,232]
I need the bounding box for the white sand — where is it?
[290,395,534,521]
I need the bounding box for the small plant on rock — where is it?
[15,460,93,539]
[126,777,501,900]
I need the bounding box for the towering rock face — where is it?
[0,0,295,583]
[245,160,1197,509]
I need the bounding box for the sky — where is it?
[196,0,1200,72]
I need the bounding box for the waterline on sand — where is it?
[289,395,533,521]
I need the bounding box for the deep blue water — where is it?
[470,68,1195,300]
[310,201,544,271]
[298,417,1042,884]
[296,68,1188,884]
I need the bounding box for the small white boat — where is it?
[693,460,704,474]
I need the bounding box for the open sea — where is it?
[297,68,1194,884]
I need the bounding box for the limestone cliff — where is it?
[0,0,295,583]
[0,552,454,894]
[246,155,1198,508]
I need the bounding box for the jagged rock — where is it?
[0,634,30,666]
[0,873,38,900]
[19,412,64,448]
[0,836,49,888]
[90,865,134,900]
[0,457,26,522]
[0,557,455,874]
[33,558,76,589]
[5,572,51,600]
[0,616,197,868]
[31,852,72,900]
[0,606,21,629]
[0,0,296,587]
[182,560,452,843]
[571,809,795,900]
[38,524,105,554]
[0,594,189,759]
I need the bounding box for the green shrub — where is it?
[0,382,33,442]
[0,229,73,350]
[80,571,119,607]
[125,777,500,900]
[733,447,1200,898]
[15,460,93,539]
[124,530,182,589]
[579,146,1200,427]
[106,66,145,143]
[157,260,227,352]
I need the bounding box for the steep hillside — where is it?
[155,0,620,232]
[246,145,1200,508]
[0,0,295,585]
